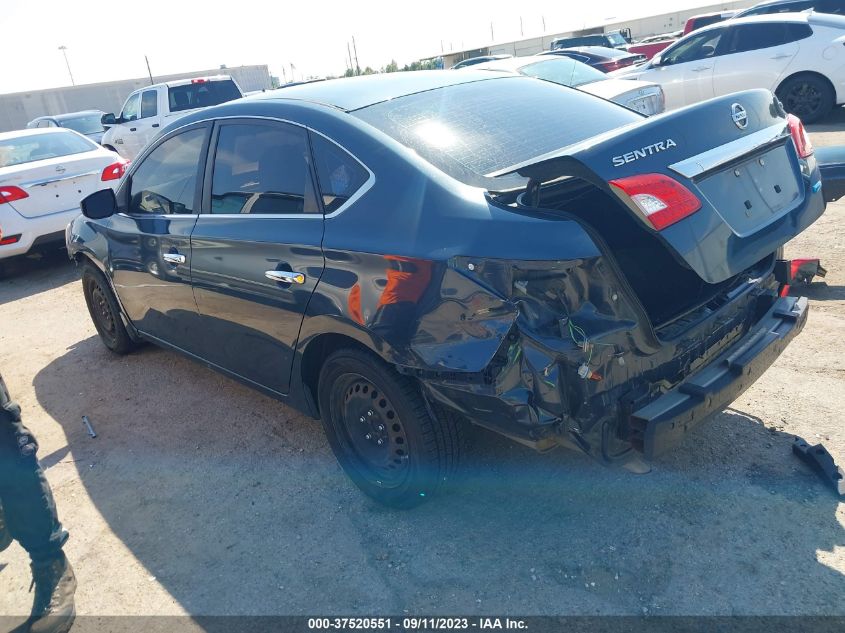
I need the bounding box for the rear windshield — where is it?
[0,131,97,168]
[353,76,640,189]
[606,32,628,46]
[520,58,607,87]
[168,79,242,113]
[59,114,104,135]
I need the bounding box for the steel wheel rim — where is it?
[330,373,410,488]
[90,282,117,343]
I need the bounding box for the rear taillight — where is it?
[191,78,208,84]
[599,61,621,72]
[787,113,813,158]
[609,173,702,230]
[0,233,21,245]
[101,160,129,181]
[0,185,28,205]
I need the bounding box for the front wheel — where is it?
[317,348,464,508]
[82,263,136,355]
[776,74,835,124]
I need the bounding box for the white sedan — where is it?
[472,56,665,116]
[613,11,845,122]
[0,128,127,265]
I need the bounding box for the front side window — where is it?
[128,128,206,215]
[122,94,140,122]
[140,91,158,118]
[311,134,369,213]
[521,58,607,87]
[210,122,318,215]
[661,28,725,65]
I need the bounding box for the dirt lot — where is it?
[0,119,843,624]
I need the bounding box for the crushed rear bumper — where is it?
[631,295,808,460]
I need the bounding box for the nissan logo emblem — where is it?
[731,103,748,130]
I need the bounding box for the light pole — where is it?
[58,45,75,86]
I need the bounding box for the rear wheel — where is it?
[776,74,835,124]
[82,263,136,355]
[317,348,464,508]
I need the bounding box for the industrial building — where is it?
[438,1,747,68]
[0,64,272,132]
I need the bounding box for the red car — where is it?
[682,10,736,35]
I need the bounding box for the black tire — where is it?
[776,74,835,124]
[81,263,136,355]
[317,347,464,508]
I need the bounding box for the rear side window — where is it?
[129,128,206,215]
[168,80,241,113]
[140,90,158,118]
[0,131,96,168]
[724,23,809,53]
[311,134,369,213]
[210,122,318,215]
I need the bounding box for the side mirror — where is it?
[81,188,117,220]
[101,113,117,127]
[651,53,663,66]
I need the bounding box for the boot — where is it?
[27,554,76,633]
[0,502,11,553]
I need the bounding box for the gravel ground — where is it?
[0,116,843,624]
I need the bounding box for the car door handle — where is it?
[770,54,791,60]
[162,253,186,265]
[129,127,137,132]
[691,65,711,72]
[265,270,305,284]
[152,123,160,128]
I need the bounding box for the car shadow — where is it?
[789,282,845,302]
[0,249,78,306]
[807,105,845,135]
[31,335,845,617]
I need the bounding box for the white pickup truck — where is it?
[101,75,243,160]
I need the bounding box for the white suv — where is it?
[101,75,243,160]
[614,12,845,122]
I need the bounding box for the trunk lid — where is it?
[0,151,113,218]
[495,89,825,284]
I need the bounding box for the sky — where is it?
[0,0,724,93]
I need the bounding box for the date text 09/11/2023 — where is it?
[307,617,528,630]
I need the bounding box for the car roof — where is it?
[247,70,510,112]
[555,46,634,57]
[0,127,80,142]
[52,110,104,121]
[679,9,812,36]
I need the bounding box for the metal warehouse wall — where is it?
[444,1,748,67]
[0,65,271,133]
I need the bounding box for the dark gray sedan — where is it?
[27,110,106,144]
[68,71,823,506]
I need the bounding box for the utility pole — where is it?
[281,65,287,84]
[144,55,154,85]
[542,15,546,32]
[490,22,494,41]
[347,42,354,75]
[58,46,75,86]
[520,16,524,37]
[352,35,361,75]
